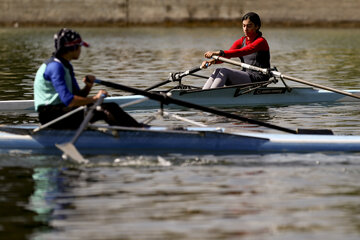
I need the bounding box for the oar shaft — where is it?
[120,97,149,108]
[213,56,268,74]
[94,79,297,134]
[33,106,85,133]
[144,79,171,91]
[70,95,105,144]
[213,56,360,100]
[178,66,202,78]
[171,66,203,80]
[144,66,203,91]
[280,74,360,100]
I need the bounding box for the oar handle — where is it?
[172,66,202,80]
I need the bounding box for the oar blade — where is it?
[296,128,334,135]
[56,142,89,164]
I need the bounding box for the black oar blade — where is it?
[56,142,89,163]
[296,129,334,135]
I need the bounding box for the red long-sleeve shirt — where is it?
[223,36,269,58]
[218,34,270,82]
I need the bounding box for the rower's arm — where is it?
[224,37,269,58]
[78,75,95,97]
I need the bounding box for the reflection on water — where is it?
[1,27,360,240]
[0,167,51,238]
[22,159,360,240]
[1,153,360,239]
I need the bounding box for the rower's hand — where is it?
[204,51,220,59]
[93,90,108,101]
[201,61,210,69]
[201,59,216,69]
[83,75,96,88]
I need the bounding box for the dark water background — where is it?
[0,27,360,239]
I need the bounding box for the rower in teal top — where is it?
[34,28,142,129]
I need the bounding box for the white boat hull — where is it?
[1,87,360,112]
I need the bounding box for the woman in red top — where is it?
[201,12,270,89]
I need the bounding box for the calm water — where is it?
[0,27,360,240]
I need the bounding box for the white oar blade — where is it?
[55,142,89,164]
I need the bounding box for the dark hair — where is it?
[54,45,79,57]
[242,12,262,29]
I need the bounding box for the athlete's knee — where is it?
[211,68,221,75]
[218,68,232,75]
[100,102,122,112]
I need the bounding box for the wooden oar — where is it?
[212,56,360,100]
[55,95,105,163]
[144,66,203,91]
[94,79,333,135]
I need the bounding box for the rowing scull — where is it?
[1,86,360,112]
[1,125,360,155]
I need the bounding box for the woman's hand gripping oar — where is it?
[212,56,360,100]
[144,66,204,91]
[55,93,106,164]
